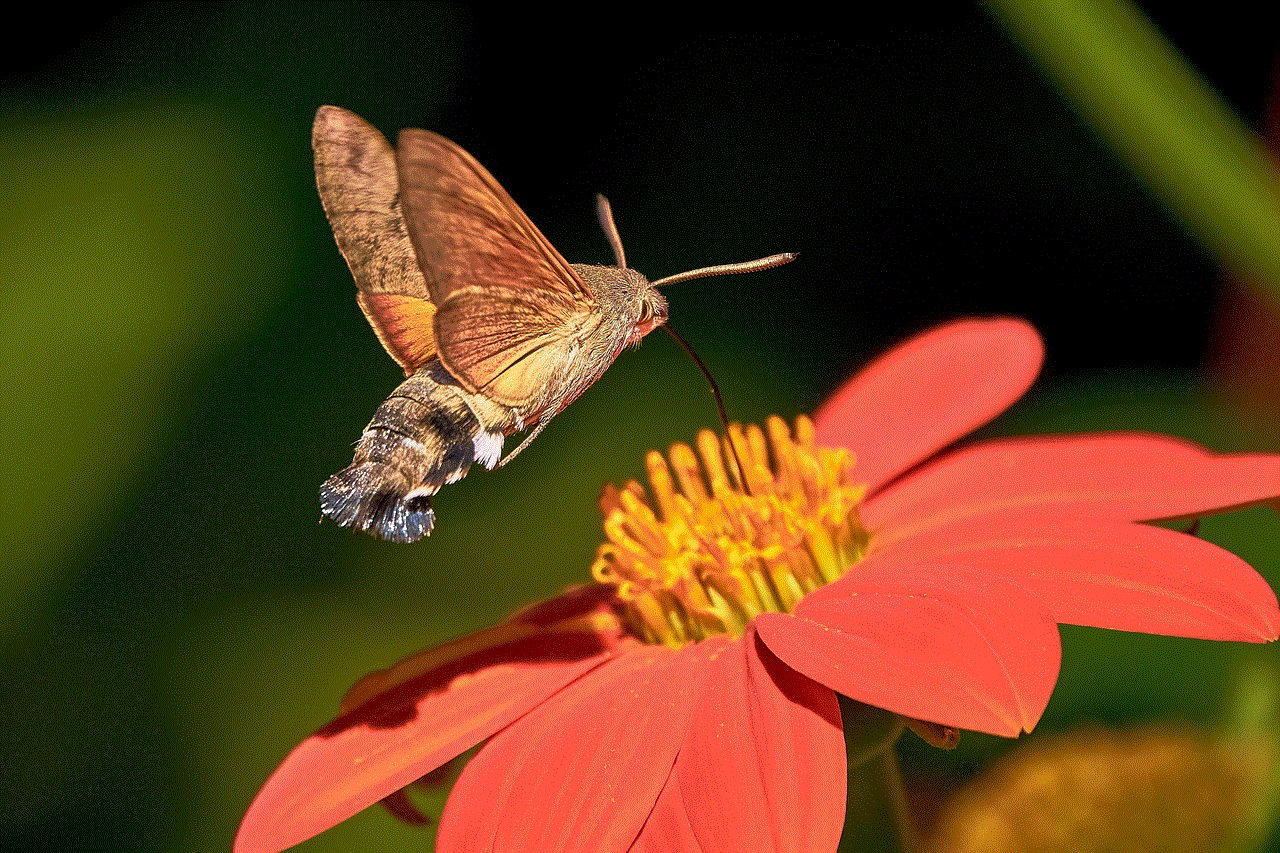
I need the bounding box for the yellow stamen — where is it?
[592,415,869,647]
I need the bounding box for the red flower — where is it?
[236,318,1280,853]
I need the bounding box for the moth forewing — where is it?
[394,128,599,403]
[429,282,593,408]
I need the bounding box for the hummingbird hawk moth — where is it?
[313,105,795,542]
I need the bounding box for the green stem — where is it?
[880,746,920,853]
[837,699,918,853]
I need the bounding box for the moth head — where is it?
[590,191,790,346]
[571,264,669,346]
[604,267,668,345]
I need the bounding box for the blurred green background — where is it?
[2,4,1277,852]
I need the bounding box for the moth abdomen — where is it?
[320,362,510,542]
[320,461,434,543]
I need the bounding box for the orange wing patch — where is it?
[356,292,438,375]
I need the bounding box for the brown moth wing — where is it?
[312,106,437,374]
[431,283,603,412]
[395,128,597,407]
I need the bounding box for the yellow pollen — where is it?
[591,416,869,647]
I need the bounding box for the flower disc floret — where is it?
[592,415,869,646]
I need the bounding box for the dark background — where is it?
[2,4,1276,852]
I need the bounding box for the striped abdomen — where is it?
[319,360,515,542]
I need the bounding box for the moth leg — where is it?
[496,409,560,467]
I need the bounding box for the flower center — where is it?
[592,415,869,647]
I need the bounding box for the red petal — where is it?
[876,519,1280,640]
[756,561,1061,736]
[866,433,1280,544]
[633,632,845,853]
[235,629,621,853]
[437,640,719,853]
[628,769,702,853]
[814,317,1043,493]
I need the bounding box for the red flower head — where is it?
[237,318,1279,853]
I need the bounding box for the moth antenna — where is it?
[652,251,798,288]
[662,324,751,494]
[595,194,627,268]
